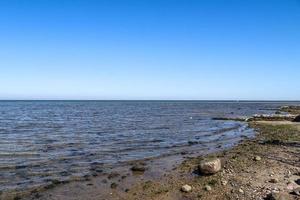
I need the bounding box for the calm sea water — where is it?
[0,101,299,193]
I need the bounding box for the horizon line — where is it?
[0,99,300,102]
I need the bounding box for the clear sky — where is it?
[0,0,299,100]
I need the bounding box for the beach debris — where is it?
[293,115,300,122]
[292,188,300,196]
[199,158,221,174]
[265,192,292,200]
[254,156,261,161]
[204,185,212,191]
[181,184,192,192]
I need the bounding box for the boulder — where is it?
[293,115,300,122]
[199,158,221,175]
[181,184,192,193]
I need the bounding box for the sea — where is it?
[0,100,299,193]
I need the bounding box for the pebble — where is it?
[181,184,192,193]
[254,156,261,161]
[239,188,244,194]
[205,185,212,191]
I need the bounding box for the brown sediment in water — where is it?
[3,107,300,200]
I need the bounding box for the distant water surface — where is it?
[0,101,299,192]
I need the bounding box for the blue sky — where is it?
[0,0,299,100]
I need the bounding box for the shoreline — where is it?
[2,106,300,200]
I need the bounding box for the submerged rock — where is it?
[199,158,221,175]
[181,184,192,192]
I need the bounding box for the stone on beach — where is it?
[266,192,292,200]
[293,115,300,122]
[254,156,261,161]
[204,185,212,191]
[131,164,147,172]
[199,158,221,174]
[181,184,192,192]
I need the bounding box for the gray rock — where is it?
[181,184,192,192]
[131,164,147,172]
[199,158,221,174]
[254,156,261,161]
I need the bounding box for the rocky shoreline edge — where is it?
[2,106,300,200]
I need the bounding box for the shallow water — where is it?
[0,101,299,193]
